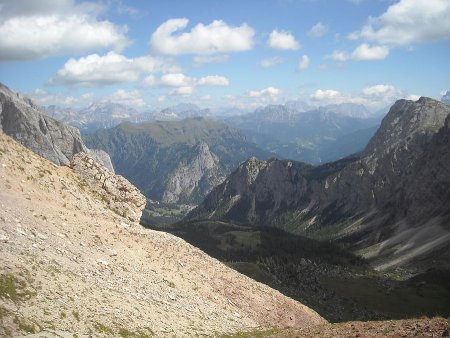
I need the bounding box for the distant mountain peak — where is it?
[441,91,450,105]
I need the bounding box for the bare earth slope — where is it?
[0,132,324,337]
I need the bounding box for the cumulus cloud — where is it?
[329,44,389,62]
[170,86,194,96]
[248,86,281,98]
[0,0,129,61]
[260,56,284,68]
[197,76,229,86]
[160,73,229,88]
[308,22,328,38]
[330,50,350,62]
[267,30,300,50]
[298,55,310,70]
[351,43,389,60]
[362,84,397,96]
[150,18,255,55]
[311,84,415,110]
[50,52,173,86]
[349,0,450,46]
[142,75,156,86]
[193,54,230,65]
[29,88,94,108]
[108,89,145,107]
[311,89,345,102]
[160,73,191,87]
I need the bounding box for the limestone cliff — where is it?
[162,142,225,204]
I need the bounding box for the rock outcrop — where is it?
[0,82,114,171]
[162,142,225,204]
[70,152,145,222]
[187,97,450,273]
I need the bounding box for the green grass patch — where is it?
[0,273,35,302]
[18,320,36,334]
[94,322,114,335]
[118,327,153,338]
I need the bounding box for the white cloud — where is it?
[142,75,156,86]
[350,0,450,46]
[329,44,389,62]
[0,0,129,61]
[298,55,310,70]
[248,86,281,98]
[311,84,416,110]
[311,89,344,102]
[193,55,229,65]
[267,30,300,50]
[30,88,94,108]
[201,95,212,101]
[108,89,145,107]
[150,18,255,55]
[362,84,396,96]
[170,86,194,96]
[351,43,389,60]
[160,73,191,87]
[330,50,350,62]
[50,52,172,86]
[406,94,421,101]
[308,22,328,38]
[160,73,229,87]
[197,76,229,86]
[260,56,284,68]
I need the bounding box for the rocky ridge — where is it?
[0,83,114,172]
[70,152,146,222]
[0,131,324,336]
[187,97,450,273]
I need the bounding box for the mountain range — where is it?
[225,102,383,164]
[186,97,450,274]
[83,118,273,204]
[2,82,450,336]
[45,102,213,132]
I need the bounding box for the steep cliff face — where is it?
[162,142,225,204]
[187,97,450,271]
[0,83,114,172]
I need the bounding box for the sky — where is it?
[0,0,449,112]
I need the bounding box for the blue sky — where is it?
[0,0,449,112]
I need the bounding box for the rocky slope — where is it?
[84,118,272,204]
[0,83,114,172]
[0,131,324,336]
[187,97,450,273]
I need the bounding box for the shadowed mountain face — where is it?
[186,97,450,273]
[84,118,273,204]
